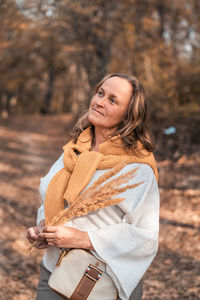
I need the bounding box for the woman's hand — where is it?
[38,226,94,250]
[26,219,48,249]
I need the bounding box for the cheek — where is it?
[89,96,96,108]
[88,99,94,114]
[88,98,96,122]
[108,108,126,126]
[117,104,128,120]
[111,107,125,120]
[114,113,124,124]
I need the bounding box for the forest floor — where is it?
[0,114,199,300]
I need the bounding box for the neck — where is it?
[91,127,111,151]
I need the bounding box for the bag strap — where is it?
[69,264,102,300]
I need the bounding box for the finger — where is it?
[37,244,48,249]
[42,226,57,233]
[47,241,55,247]
[27,228,38,240]
[27,237,34,244]
[37,240,48,249]
[26,232,36,240]
[26,234,31,240]
[27,233,40,243]
[46,237,54,241]
[38,232,56,240]
[34,227,40,234]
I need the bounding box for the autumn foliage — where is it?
[0,0,199,117]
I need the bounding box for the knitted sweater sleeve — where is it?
[36,152,64,225]
[87,164,160,300]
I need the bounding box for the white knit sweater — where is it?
[36,153,160,300]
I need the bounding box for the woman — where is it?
[27,73,159,300]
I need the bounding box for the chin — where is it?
[88,114,99,127]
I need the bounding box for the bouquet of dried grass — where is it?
[27,162,143,252]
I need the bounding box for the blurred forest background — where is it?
[0,0,200,117]
[0,0,200,299]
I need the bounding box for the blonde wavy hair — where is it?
[72,73,155,154]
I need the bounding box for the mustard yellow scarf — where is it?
[45,127,158,225]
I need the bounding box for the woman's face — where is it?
[88,77,132,134]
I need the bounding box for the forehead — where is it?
[100,77,132,99]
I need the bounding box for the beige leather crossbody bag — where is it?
[48,248,118,300]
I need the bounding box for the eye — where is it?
[98,90,103,97]
[110,98,117,104]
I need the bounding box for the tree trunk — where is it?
[41,67,55,114]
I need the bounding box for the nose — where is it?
[96,96,106,107]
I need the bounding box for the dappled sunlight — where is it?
[0,0,199,298]
[0,161,22,174]
[0,114,199,299]
[159,188,200,228]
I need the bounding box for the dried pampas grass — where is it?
[27,162,143,252]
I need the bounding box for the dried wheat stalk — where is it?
[27,163,143,252]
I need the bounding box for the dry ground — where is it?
[0,114,199,300]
